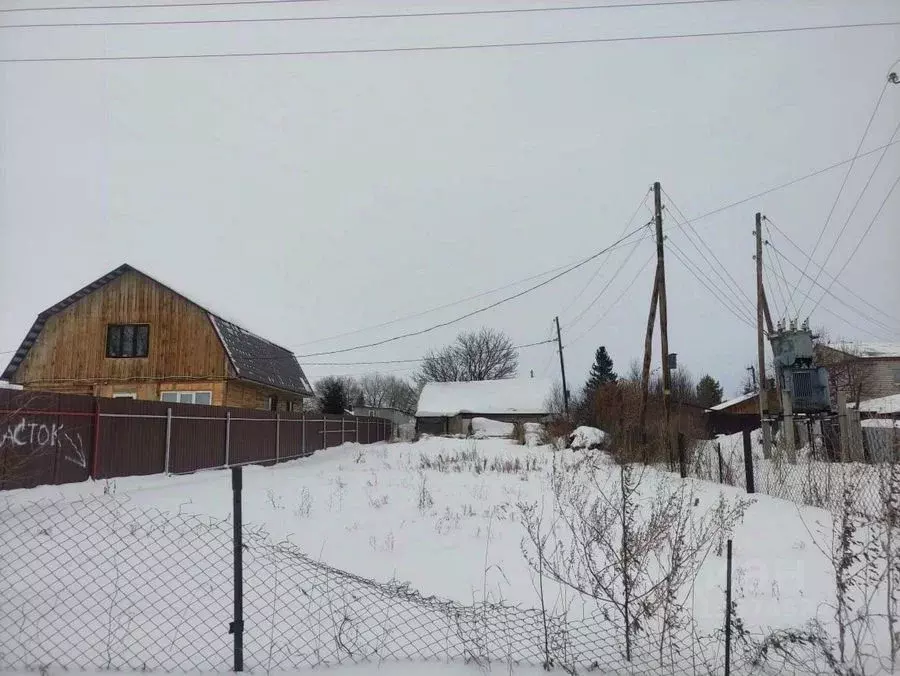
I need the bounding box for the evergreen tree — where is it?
[585,346,617,393]
[317,376,350,414]
[696,374,724,408]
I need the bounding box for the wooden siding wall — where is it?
[224,380,302,411]
[95,380,228,405]
[13,271,230,388]
[860,359,900,400]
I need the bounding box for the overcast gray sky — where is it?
[1,0,899,396]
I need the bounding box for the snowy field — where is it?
[0,435,882,673]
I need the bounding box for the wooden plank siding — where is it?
[12,270,231,393]
[225,380,302,411]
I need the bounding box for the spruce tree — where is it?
[585,346,617,392]
[696,374,724,408]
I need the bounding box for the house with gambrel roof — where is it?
[2,264,313,410]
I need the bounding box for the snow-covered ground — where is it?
[0,435,874,673]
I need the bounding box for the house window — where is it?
[161,390,212,405]
[112,392,137,399]
[107,324,149,358]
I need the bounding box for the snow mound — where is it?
[523,422,543,446]
[471,417,514,438]
[568,426,609,450]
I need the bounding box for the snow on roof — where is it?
[827,342,900,359]
[416,378,553,417]
[855,394,900,415]
[710,391,757,411]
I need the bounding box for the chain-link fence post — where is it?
[724,538,733,676]
[677,432,687,479]
[716,442,724,484]
[742,429,755,493]
[229,466,244,671]
[224,411,232,468]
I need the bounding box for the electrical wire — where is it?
[3,20,900,63]
[295,224,650,358]
[798,115,900,315]
[567,251,656,347]
[0,0,746,15]
[559,190,651,319]
[0,0,752,27]
[763,259,893,342]
[762,261,786,322]
[808,169,900,315]
[766,242,900,335]
[667,239,759,332]
[795,66,896,311]
[662,190,757,321]
[764,215,900,326]
[677,138,900,229]
[764,221,799,321]
[563,230,650,330]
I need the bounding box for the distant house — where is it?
[706,390,780,436]
[415,378,553,436]
[351,405,415,429]
[2,264,314,410]
[816,342,900,404]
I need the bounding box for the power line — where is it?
[662,190,757,320]
[567,251,655,346]
[0,0,743,15]
[298,338,554,366]
[763,258,893,342]
[678,138,900,228]
[809,169,900,315]
[767,242,900,335]
[0,0,750,27]
[296,224,650,358]
[563,230,650,330]
[764,221,799,320]
[667,239,759,331]
[798,115,900,315]
[559,190,651,320]
[4,20,900,63]
[764,215,900,326]
[794,66,896,311]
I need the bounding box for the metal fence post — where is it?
[229,466,244,671]
[275,412,281,463]
[742,429,755,493]
[724,538,733,676]
[225,411,232,467]
[341,417,346,445]
[356,416,359,443]
[164,407,173,474]
[677,432,687,479]
[716,442,724,485]
[302,415,307,456]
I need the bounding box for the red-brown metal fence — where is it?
[0,389,393,490]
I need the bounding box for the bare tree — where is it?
[418,328,518,382]
[358,373,417,412]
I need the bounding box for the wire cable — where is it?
[3,20,900,63]
[299,338,554,366]
[795,68,895,311]
[767,242,900,335]
[0,0,746,16]
[296,224,650,358]
[0,0,753,27]
[808,169,900,315]
[764,221,799,321]
[563,229,650,330]
[798,115,900,315]
[764,215,900,326]
[567,251,656,346]
[559,190,651,319]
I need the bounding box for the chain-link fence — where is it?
[0,491,752,675]
[689,416,900,519]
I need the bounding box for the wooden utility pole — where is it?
[755,213,772,459]
[654,182,673,463]
[554,316,569,416]
[638,265,660,434]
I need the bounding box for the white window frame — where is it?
[112,392,137,399]
[160,390,213,405]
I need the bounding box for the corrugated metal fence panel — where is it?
[169,404,227,474]
[305,417,325,454]
[0,390,92,490]
[96,398,167,479]
[228,409,276,466]
[53,393,94,485]
[277,413,310,461]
